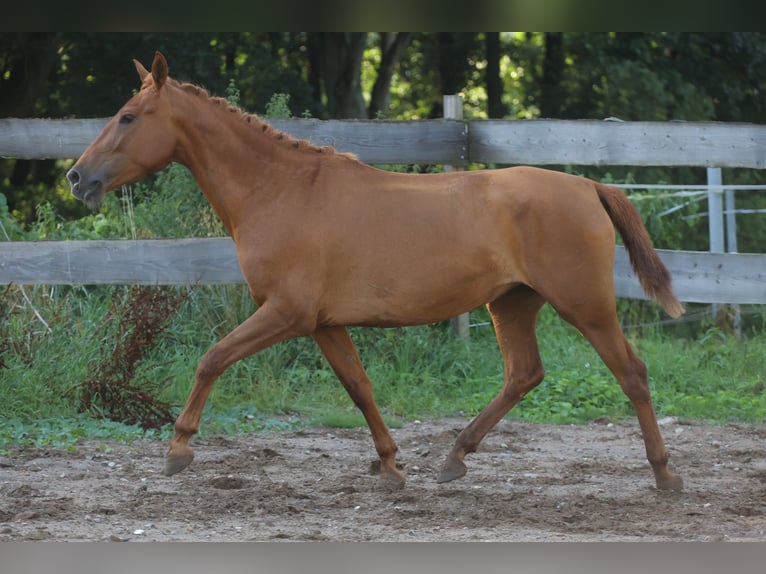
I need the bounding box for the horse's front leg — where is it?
[312,326,404,489]
[165,302,311,476]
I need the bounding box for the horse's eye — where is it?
[119,113,136,125]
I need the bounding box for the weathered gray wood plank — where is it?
[2,239,764,304]
[469,119,766,168]
[0,118,108,160]
[0,118,467,165]
[0,238,244,285]
[614,246,766,304]
[269,118,468,164]
[5,117,766,168]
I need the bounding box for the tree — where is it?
[368,33,412,118]
[539,32,564,118]
[485,32,505,119]
[305,33,412,119]
[307,33,368,118]
[0,33,61,118]
[433,33,480,117]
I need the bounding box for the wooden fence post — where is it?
[443,94,470,340]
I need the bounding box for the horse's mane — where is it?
[177,81,358,160]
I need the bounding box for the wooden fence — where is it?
[1,238,764,305]
[1,117,765,305]
[4,117,766,167]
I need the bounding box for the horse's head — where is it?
[67,51,178,210]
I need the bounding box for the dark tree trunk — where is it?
[540,32,565,118]
[0,33,60,117]
[485,32,505,118]
[368,32,412,118]
[308,33,368,118]
[306,34,323,106]
[429,33,477,118]
[437,32,463,95]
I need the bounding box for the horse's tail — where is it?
[596,183,685,318]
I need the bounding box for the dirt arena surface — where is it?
[1,416,765,541]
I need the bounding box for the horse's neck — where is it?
[175,103,307,235]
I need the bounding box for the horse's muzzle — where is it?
[66,168,104,210]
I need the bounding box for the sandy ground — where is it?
[1,416,765,542]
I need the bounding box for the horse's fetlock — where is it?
[649,450,671,468]
[174,421,198,436]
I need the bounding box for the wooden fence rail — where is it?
[3,117,766,168]
[1,239,765,305]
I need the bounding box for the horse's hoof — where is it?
[164,448,194,476]
[656,472,684,492]
[437,459,467,483]
[380,468,406,490]
[381,474,406,490]
[372,459,406,489]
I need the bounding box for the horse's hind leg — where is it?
[312,326,404,489]
[556,302,683,491]
[438,286,546,483]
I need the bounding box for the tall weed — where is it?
[74,286,186,430]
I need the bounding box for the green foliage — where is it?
[225,78,241,107]
[0,193,23,239]
[194,406,301,437]
[308,411,404,430]
[1,270,765,453]
[131,164,224,238]
[642,327,766,422]
[0,416,168,455]
[0,285,110,423]
[627,191,706,251]
[263,93,292,119]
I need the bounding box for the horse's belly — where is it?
[322,261,520,328]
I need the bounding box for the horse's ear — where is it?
[151,51,168,90]
[134,59,150,82]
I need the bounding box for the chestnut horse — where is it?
[67,52,685,491]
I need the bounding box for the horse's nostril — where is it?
[66,168,81,186]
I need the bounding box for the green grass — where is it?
[0,416,168,453]
[306,410,404,430]
[0,285,764,455]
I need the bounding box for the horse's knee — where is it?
[196,347,226,382]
